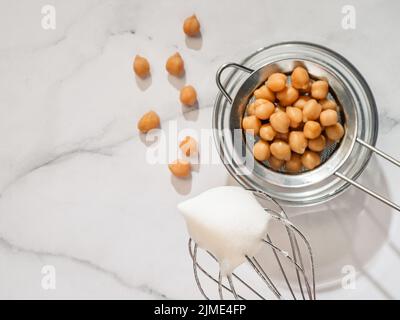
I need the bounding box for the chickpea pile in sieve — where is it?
[242,66,345,173]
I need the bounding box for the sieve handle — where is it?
[216,63,254,104]
[335,138,400,212]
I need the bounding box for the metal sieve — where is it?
[213,42,400,210]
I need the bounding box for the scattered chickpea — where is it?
[301,151,321,170]
[133,55,150,78]
[168,159,191,178]
[259,124,276,141]
[311,80,329,100]
[303,121,322,139]
[270,140,291,161]
[291,67,310,90]
[289,131,308,154]
[325,123,345,141]
[308,135,326,152]
[303,99,322,122]
[137,111,160,133]
[270,112,290,133]
[254,85,275,102]
[255,99,275,120]
[253,140,271,161]
[320,109,338,127]
[242,115,262,135]
[180,85,197,106]
[266,73,287,92]
[268,156,284,171]
[294,96,311,109]
[285,153,303,173]
[276,86,299,107]
[320,99,338,111]
[166,52,185,77]
[183,14,200,37]
[179,136,198,156]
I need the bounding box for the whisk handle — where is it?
[216,63,254,104]
[335,138,400,212]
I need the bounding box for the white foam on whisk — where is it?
[178,186,270,276]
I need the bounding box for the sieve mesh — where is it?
[245,74,346,174]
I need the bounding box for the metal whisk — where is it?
[188,189,315,300]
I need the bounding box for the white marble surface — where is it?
[1,0,400,299]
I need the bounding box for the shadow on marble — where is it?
[181,102,199,122]
[185,33,203,51]
[168,73,186,90]
[170,174,192,195]
[256,156,394,298]
[135,74,152,91]
[223,157,396,299]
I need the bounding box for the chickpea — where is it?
[320,109,338,127]
[276,86,299,106]
[259,124,276,141]
[275,106,286,113]
[290,120,302,129]
[303,121,322,139]
[325,123,345,141]
[301,151,321,170]
[179,136,198,156]
[168,159,191,178]
[255,99,275,120]
[133,55,150,78]
[242,115,261,135]
[253,140,271,161]
[286,107,303,126]
[276,132,289,142]
[266,73,287,92]
[247,102,256,116]
[289,131,308,154]
[183,14,200,37]
[303,99,322,121]
[270,140,291,161]
[166,52,185,76]
[270,112,290,133]
[308,135,326,152]
[300,81,312,94]
[268,156,284,171]
[180,85,197,106]
[137,111,160,133]
[293,96,311,109]
[254,85,275,102]
[320,99,338,111]
[325,136,336,146]
[285,153,303,173]
[291,67,310,90]
[311,80,329,100]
